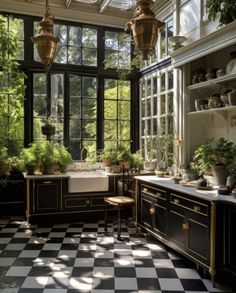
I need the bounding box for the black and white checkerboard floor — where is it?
[0,218,233,293]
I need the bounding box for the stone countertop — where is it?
[135,175,236,205]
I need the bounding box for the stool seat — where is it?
[104,196,134,206]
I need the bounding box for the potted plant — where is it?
[131,150,144,169]
[191,137,236,185]
[116,147,132,169]
[206,0,236,27]
[54,145,73,172]
[97,148,115,167]
[19,146,39,175]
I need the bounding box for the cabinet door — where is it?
[153,201,168,237]
[188,217,210,264]
[169,209,186,249]
[140,195,154,229]
[33,179,61,213]
[225,206,236,272]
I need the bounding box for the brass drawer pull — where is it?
[150,207,155,215]
[143,188,148,192]
[156,192,161,197]
[193,205,201,212]
[182,222,189,231]
[174,198,180,204]
[42,181,52,184]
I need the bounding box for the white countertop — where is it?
[135,175,236,204]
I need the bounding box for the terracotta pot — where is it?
[211,165,228,186]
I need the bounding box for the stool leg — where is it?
[117,207,121,239]
[104,203,108,232]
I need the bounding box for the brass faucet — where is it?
[80,147,88,170]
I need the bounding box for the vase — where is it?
[195,99,208,111]
[211,165,228,186]
[228,90,236,106]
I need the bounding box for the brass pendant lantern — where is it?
[126,0,165,60]
[32,0,59,71]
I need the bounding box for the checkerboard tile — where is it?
[0,219,233,293]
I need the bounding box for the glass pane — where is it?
[118,81,130,100]
[161,30,166,58]
[82,99,97,119]
[70,98,81,117]
[118,101,130,120]
[168,116,173,133]
[82,120,96,138]
[147,98,151,117]
[153,97,157,116]
[141,120,145,136]
[51,74,64,117]
[104,79,117,99]
[119,53,130,69]
[70,75,81,97]
[33,117,44,140]
[153,118,157,133]
[53,119,64,141]
[54,46,67,64]
[68,26,81,45]
[105,31,118,50]
[161,95,165,114]
[82,48,97,66]
[68,46,81,64]
[168,71,173,89]
[69,140,81,160]
[70,118,81,138]
[168,92,173,113]
[161,74,165,91]
[104,100,117,119]
[10,18,24,39]
[146,119,151,135]
[82,28,97,47]
[82,77,97,98]
[118,120,130,139]
[153,78,157,94]
[83,141,97,162]
[141,100,145,117]
[167,19,174,54]
[104,120,117,139]
[54,24,67,45]
[33,73,47,117]
[147,79,151,96]
[15,41,24,60]
[160,117,165,135]
[104,51,118,68]
[104,140,117,150]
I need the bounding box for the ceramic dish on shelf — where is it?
[181,181,196,187]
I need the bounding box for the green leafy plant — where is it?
[206,0,236,27]
[0,15,26,136]
[191,137,236,175]
[0,146,11,176]
[19,146,39,174]
[131,150,144,168]
[54,145,73,172]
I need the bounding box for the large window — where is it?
[69,75,97,160]
[0,15,25,155]
[140,68,174,167]
[104,79,131,150]
[34,23,98,66]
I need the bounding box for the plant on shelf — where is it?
[116,147,132,168]
[34,141,57,174]
[206,0,236,27]
[54,145,73,172]
[97,148,116,167]
[191,137,236,185]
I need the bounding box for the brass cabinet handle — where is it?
[42,181,52,184]
[143,188,148,192]
[193,205,200,212]
[182,222,189,231]
[150,207,155,215]
[174,198,180,204]
[156,192,161,197]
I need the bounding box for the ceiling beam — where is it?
[99,0,111,13]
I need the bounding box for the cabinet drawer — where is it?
[170,193,208,216]
[141,184,167,200]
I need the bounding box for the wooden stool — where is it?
[104,195,135,240]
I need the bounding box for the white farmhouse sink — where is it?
[68,171,109,193]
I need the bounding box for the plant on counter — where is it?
[19,146,39,175]
[131,150,144,169]
[54,145,73,172]
[191,137,236,185]
[97,148,116,167]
